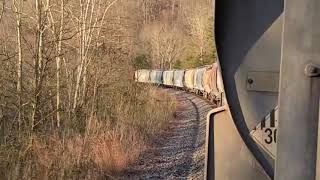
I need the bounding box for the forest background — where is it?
[0,0,215,179]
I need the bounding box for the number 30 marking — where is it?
[264,128,277,144]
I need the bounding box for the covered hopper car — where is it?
[184,69,196,90]
[163,70,174,86]
[173,70,185,88]
[135,69,150,83]
[150,70,163,85]
[203,64,219,99]
[193,67,208,94]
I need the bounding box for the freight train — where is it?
[136,0,320,179]
[135,63,224,105]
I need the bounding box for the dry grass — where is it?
[0,86,176,179]
[30,128,143,179]
[90,130,142,174]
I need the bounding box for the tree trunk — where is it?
[13,0,23,131]
[32,0,43,131]
[56,0,64,128]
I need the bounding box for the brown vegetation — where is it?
[0,87,175,179]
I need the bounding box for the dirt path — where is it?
[122,89,213,180]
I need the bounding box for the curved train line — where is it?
[135,63,277,179]
[123,89,213,179]
[135,62,225,108]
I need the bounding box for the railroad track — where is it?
[122,88,213,179]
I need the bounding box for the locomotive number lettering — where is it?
[264,128,277,144]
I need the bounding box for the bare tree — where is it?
[181,0,214,62]
[48,0,65,127]
[185,6,211,61]
[56,0,64,128]
[0,0,4,22]
[142,22,184,69]
[12,0,23,131]
[71,0,120,113]
[0,0,217,177]
[31,0,50,130]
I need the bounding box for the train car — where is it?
[135,69,150,83]
[163,70,174,86]
[216,67,224,98]
[193,67,208,94]
[150,70,163,84]
[156,70,164,84]
[203,64,219,98]
[184,69,195,90]
[173,70,185,88]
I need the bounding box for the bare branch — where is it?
[0,0,4,23]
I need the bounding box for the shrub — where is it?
[0,86,175,179]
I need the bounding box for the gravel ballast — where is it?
[122,89,213,179]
